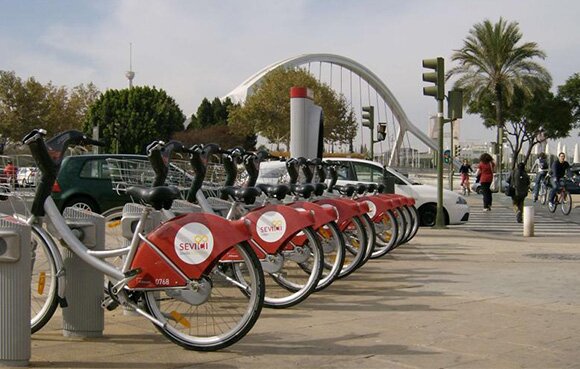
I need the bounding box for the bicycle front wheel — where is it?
[561,191,572,215]
[31,226,59,333]
[540,184,548,205]
[144,241,264,351]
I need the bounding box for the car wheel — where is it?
[419,204,437,227]
[476,187,482,195]
[62,196,99,214]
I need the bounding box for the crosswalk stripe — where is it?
[457,204,580,236]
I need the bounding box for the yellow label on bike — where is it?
[318,228,331,239]
[170,311,191,328]
[107,220,121,228]
[38,272,46,295]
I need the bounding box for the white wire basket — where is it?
[106,158,196,194]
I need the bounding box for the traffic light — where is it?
[448,89,463,120]
[454,144,461,157]
[361,106,374,129]
[443,149,450,164]
[422,57,445,100]
[377,122,386,141]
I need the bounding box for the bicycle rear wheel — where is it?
[144,241,264,351]
[31,226,59,333]
[370,210,398,259]
[358,214,376,268]
[561,191,572,215]
[313,222,345,292]
[266,226,324,307]
[337,216,368,279]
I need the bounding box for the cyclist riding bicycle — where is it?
[531,152,549,202]
[458,159,473,195]
[548,152,572,206]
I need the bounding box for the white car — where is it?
[258,158,469,227]
[16,166,39,187]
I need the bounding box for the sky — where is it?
[1,0,579,156]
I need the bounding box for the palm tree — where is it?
[448,17,551,184]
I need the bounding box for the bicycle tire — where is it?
[405,206,420,242]
[337,216,368,279]
[561,191,572,215]
[397,206,415,245]
[313,221,345,292]
[548,199,557,213]
[144,241,264,351]
[392,208,408,249]
[31,226,60,334]
[266,226,324,308]
[370,209,399,259]
[358,213,376,267]
[540,183,548,205]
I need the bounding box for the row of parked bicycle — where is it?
[11,129,420,352]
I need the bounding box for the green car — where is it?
[51,154,147,217]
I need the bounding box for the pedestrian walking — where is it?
[507,162,530,223]
[476,153,495,211]
[531,152,548,202]
[459,159,473,195]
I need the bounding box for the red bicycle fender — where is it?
[356,195,393,221]
[378,194,403,208]
[314,197,360,224]
[128,213,251,288]
[242,204,315,254]
[288,201,337,229]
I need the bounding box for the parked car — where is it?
[16,167,39,187]
[51,154,146,215]
[258,158,470,227]
[566,163,580,194]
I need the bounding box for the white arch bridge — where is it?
[224,53,437,166]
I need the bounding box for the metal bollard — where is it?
[121,203,161,242]
[61,207,104,338]
[170,199,203,216]
[0,216,31,367]
[523,206,534,237]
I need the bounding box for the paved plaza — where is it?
[23,195,580,369]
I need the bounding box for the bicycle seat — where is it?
[290,183,315,199]
[354,183,368,195]
[366,183,378,193]
[334,184,357,197]
[220,186,261,205]
[256,183,290,200]
[313,182,327,196]
[127,186,181,210]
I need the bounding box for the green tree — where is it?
[196,98,213,128]
[0,71,99,140]
[84,86,185,154]
[558,73,580,127]
[448,17,551,174]
[228,68,357,151]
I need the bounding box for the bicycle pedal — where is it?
[124,268,142,278]
[101,296,120,311]
[59,297,68,308]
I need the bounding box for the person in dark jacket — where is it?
[549,152,571,206]
[508,162,530,223]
